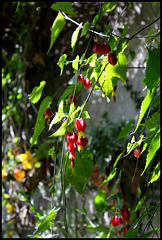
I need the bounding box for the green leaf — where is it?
[107,35,117,50]
[117,120,134,140]
[100,168,117,186]
[132,88,156,134]
[28,80,46,104]
[102,2,118,13]
[57,54,67,75]
[148,162,160,184]
[71,25,82,52]
[58,83,82,105]
[32,207,60,237]
[116,192,123,209]
[48,146,55,156]
[99,54,128,98]
[125,214,145,238]
[143,49,160,90]
[141,130,160,176]
[51,2,75,15]
[30,96,52,149]
[130,50,136,61]
[141,112,160,130]
[94,190,106,212]
[83,53,97,66]
[64,150,93,194]
[116,38,129,54]
[80,21,91,38]
[92,15,99,26]
[47,11,66,54]
[49,119,68,137]
[68,75,78,85]
[72,55,79,70]
[123,23,129,36]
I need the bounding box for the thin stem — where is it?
[78,62,109,118]
[126,16,160,42]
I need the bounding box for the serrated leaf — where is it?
[99,54,128,98]
[64,150,93,194]
[51,2,75,15]
[116,38,129,54]
[107,35,117,50]
[30,96,52,149]
[148,162,160,184]
[28,80,46,104]
[132,88,156,134]
[141,130,160,176]
[117,120,134,140]
[72,55,79,70]
[57,54,67,75]
[80,21,91,38]
[99,168,117,186]
[48,11,66,54]
[144,49,160,90]
[71,25,82,52]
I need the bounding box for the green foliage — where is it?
[64,150,93,194]
[30,96,52,148]
[51,2,75,15]
[57,54,67,75]
[80,21,91,38]
[29,80,46,104]
[48,11,66,54]
[94,190,106,212]
[71,25,82,52]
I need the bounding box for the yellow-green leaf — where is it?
[71,25,82,52]
[48,11,66,54]
[28,80,46,104]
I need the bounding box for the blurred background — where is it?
[2,2,160,238]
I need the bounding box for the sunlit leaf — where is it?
[48,11,66,54]
[51,2,75,15]
[71,25,82,52]
[148,162,160,184]
[80,21,91,38]
[57,54,67,75]
[49,119,68,137]
[72,55,79,70]
[28,80,46,104]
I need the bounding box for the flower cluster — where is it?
[13,169,25,181]
[19,150,38,170]
[93,43,118,66]
[111,207,131,235]
[78,74,92,89]
[65,118,88,168]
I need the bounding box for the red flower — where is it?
[101,44,111,54]
[93,43,102,53]
[111,216,123,227]
[120,208,130,224]
[74,118,86,132]
[67,132,78,144]
[44,108,54,126]
[108,52,118,66]
[69,95,76,104]
[83,78,92,89]
[78,74,84,82]
[67,142,77,152]
[65,131,70,139]
[124,225,130,233]
[76,137,88,147]
[134,146,142,158]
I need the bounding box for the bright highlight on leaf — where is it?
[71,25,82,52]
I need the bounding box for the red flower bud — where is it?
[65,131,70,139]
[69,151,75,160]
[120,208,130,223]
[124,225,130,233]
[67,132,78,144]
[93,43,102,54]
[76,136,88,148]
[108,52,118,66]
[74,118,86,132]
[101,44,111,54]
[111,216,123,227]
[78,74,84,82]
[83,78,92,89]
[134,146,142,158]
[69,95,76,104]
[44,108,54,126]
